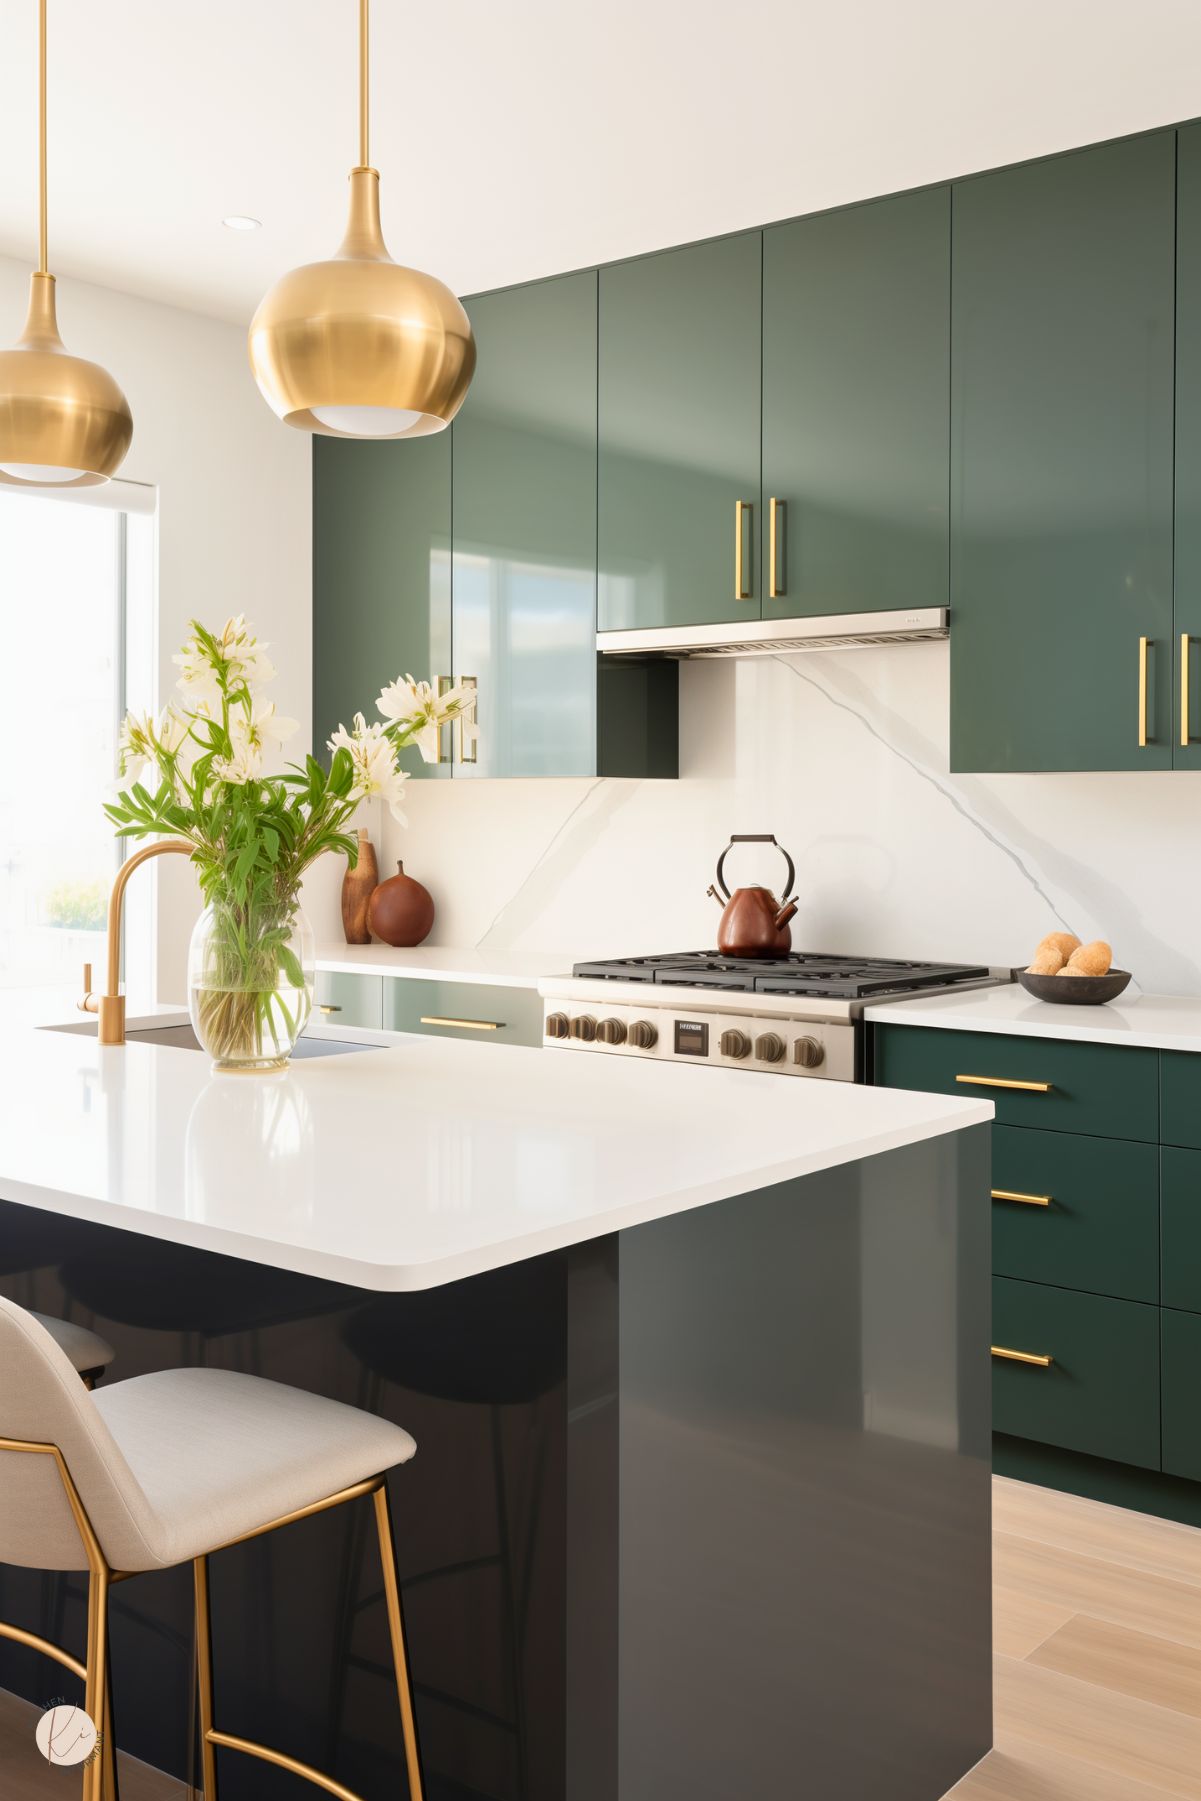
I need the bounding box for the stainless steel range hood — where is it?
[596,607,948,658]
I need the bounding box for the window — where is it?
[0,487,154,1018]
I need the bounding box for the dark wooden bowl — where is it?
[1016,968,1132,1006]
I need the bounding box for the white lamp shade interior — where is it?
[310,404,424,437]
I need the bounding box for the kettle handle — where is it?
[714,834,796,903]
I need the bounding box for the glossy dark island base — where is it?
[0,1124,991,1800]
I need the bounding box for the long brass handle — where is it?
[769,497,785,600]
[992,1188,1052,1208]
[1182,634,1191,749]
[734,500,752,600]
[991,1346,1053,1367]
[457,675,478,766]
[956,1074,1053,1093]
[1138,636,1149,748]
[420,1016,502,1032]
[436,676,453,764]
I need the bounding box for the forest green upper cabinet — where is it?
[313,433,451,779]
[1176,123,1201,768]
[762,188,949,618]
[598,233,762,631]
[950,132,1176,772]
[453,274,600,777]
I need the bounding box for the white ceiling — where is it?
[2,0,1201,327]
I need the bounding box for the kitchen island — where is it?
[0,1020,993,1801]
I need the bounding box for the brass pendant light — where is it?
[249,0,475,439]
[0,0,132,489]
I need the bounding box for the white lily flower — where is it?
[116,704,188,787]
[173,614,276,702]
[235,698,299,751]
[212,738,264,787]
[377,673,476,764]
[328,713,409,824]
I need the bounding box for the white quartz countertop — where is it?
[314,943,571,988]
[0,1019,991,1292]
[868,983,1201,1053]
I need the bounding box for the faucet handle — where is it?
[79,962,99,1015]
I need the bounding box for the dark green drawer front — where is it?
[314,971,383,1030]
[1162,1148,1201,1314]
[991,1126,1158,1303]
[992,1276,1160,1469]
[874,1025,1158,1142]
[382,979,542,1048]
[1161,1051,1201,1149]
[1162,1308,1201,1480]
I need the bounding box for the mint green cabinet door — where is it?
[762,188,949,618]
[313,435,452,779]
[1176,123,1201,767]
[950,133,1175,772]
[598,233,762,631]
[453,274,600,777]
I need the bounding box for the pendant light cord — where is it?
[38,0,48,274]
[359,0,369,168]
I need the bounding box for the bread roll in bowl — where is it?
[1066,940,1112,976]
[1027,950,1065,974]
[1036,932,1081,961]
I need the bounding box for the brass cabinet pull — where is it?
[317,1004,342,1014]
[768,497,786,600]
[1138,636,1150,747]
[457,676,478,766]
[436,676,454,764]
[956,1074,1053,1093]
[991,1346,1053,1367]
[991,1187,1052,1207]
[734,500,753,600]
[1182,634,1191,749]
[420,1016,502,1031]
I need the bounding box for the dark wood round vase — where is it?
[367,860,435,947]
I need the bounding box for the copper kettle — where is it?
[707,834,798,958]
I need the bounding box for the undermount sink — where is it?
[45,1021,373,1059]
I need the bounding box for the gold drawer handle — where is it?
[1183,633,1191,749]
[318,1004,342,1014]
[956,1074,1053,1093]
[992,1346,1053,1367]
[992,1188,1052,1208]
[734,499,753,600]
[420,1016,502,1032]
[1138,635,1150,748]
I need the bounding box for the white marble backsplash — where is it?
[303,641,1201,996]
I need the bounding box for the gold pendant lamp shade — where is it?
[249,0,475,439]
[0,0,132,489]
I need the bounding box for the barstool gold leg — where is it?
[83,1566,110,1801]
[101,1657,119,1801]
[193,1556,219,1799]
[371,1484,424,1801]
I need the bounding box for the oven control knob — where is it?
[755,1032,786,1064]
[545,1012,570,1040]
[720,1028,752,1060]
[627,1019,658,1050]
[570,1015,597,1043]
[793,1036,825,1070]
[596,1017,627,1046]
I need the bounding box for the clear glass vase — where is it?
[187,899,315,1072]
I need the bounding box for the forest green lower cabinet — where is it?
[1162,1309,1201,1480]
[992,1126,1158,1303]
[1161,1147,1201,1313]
[1161,1050,1201,1148]
[992,1277,1161,1469]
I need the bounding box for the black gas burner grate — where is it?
[571,951,991,1001]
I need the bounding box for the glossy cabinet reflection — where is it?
[598,232,762,630]
[950,132,1176,772]
[313,432,452,780]
[762,187,949,618]
[454,274,600,777]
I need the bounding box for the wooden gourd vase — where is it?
[367,860,435,947]
[340,829,378,944]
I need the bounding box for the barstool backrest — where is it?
[0,1298,159,1572]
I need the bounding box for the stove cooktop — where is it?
[570,951,994,1001]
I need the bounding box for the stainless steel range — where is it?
[539,952,1010,1082]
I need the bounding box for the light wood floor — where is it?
[1,1474,1198,1798]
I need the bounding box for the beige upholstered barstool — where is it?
[26,1311,115,1388]
[0,1296,424,1801]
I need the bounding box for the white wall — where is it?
[304,644,1201,997]
[0,255,312,1001]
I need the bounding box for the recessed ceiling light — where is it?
[222,215,261,232]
